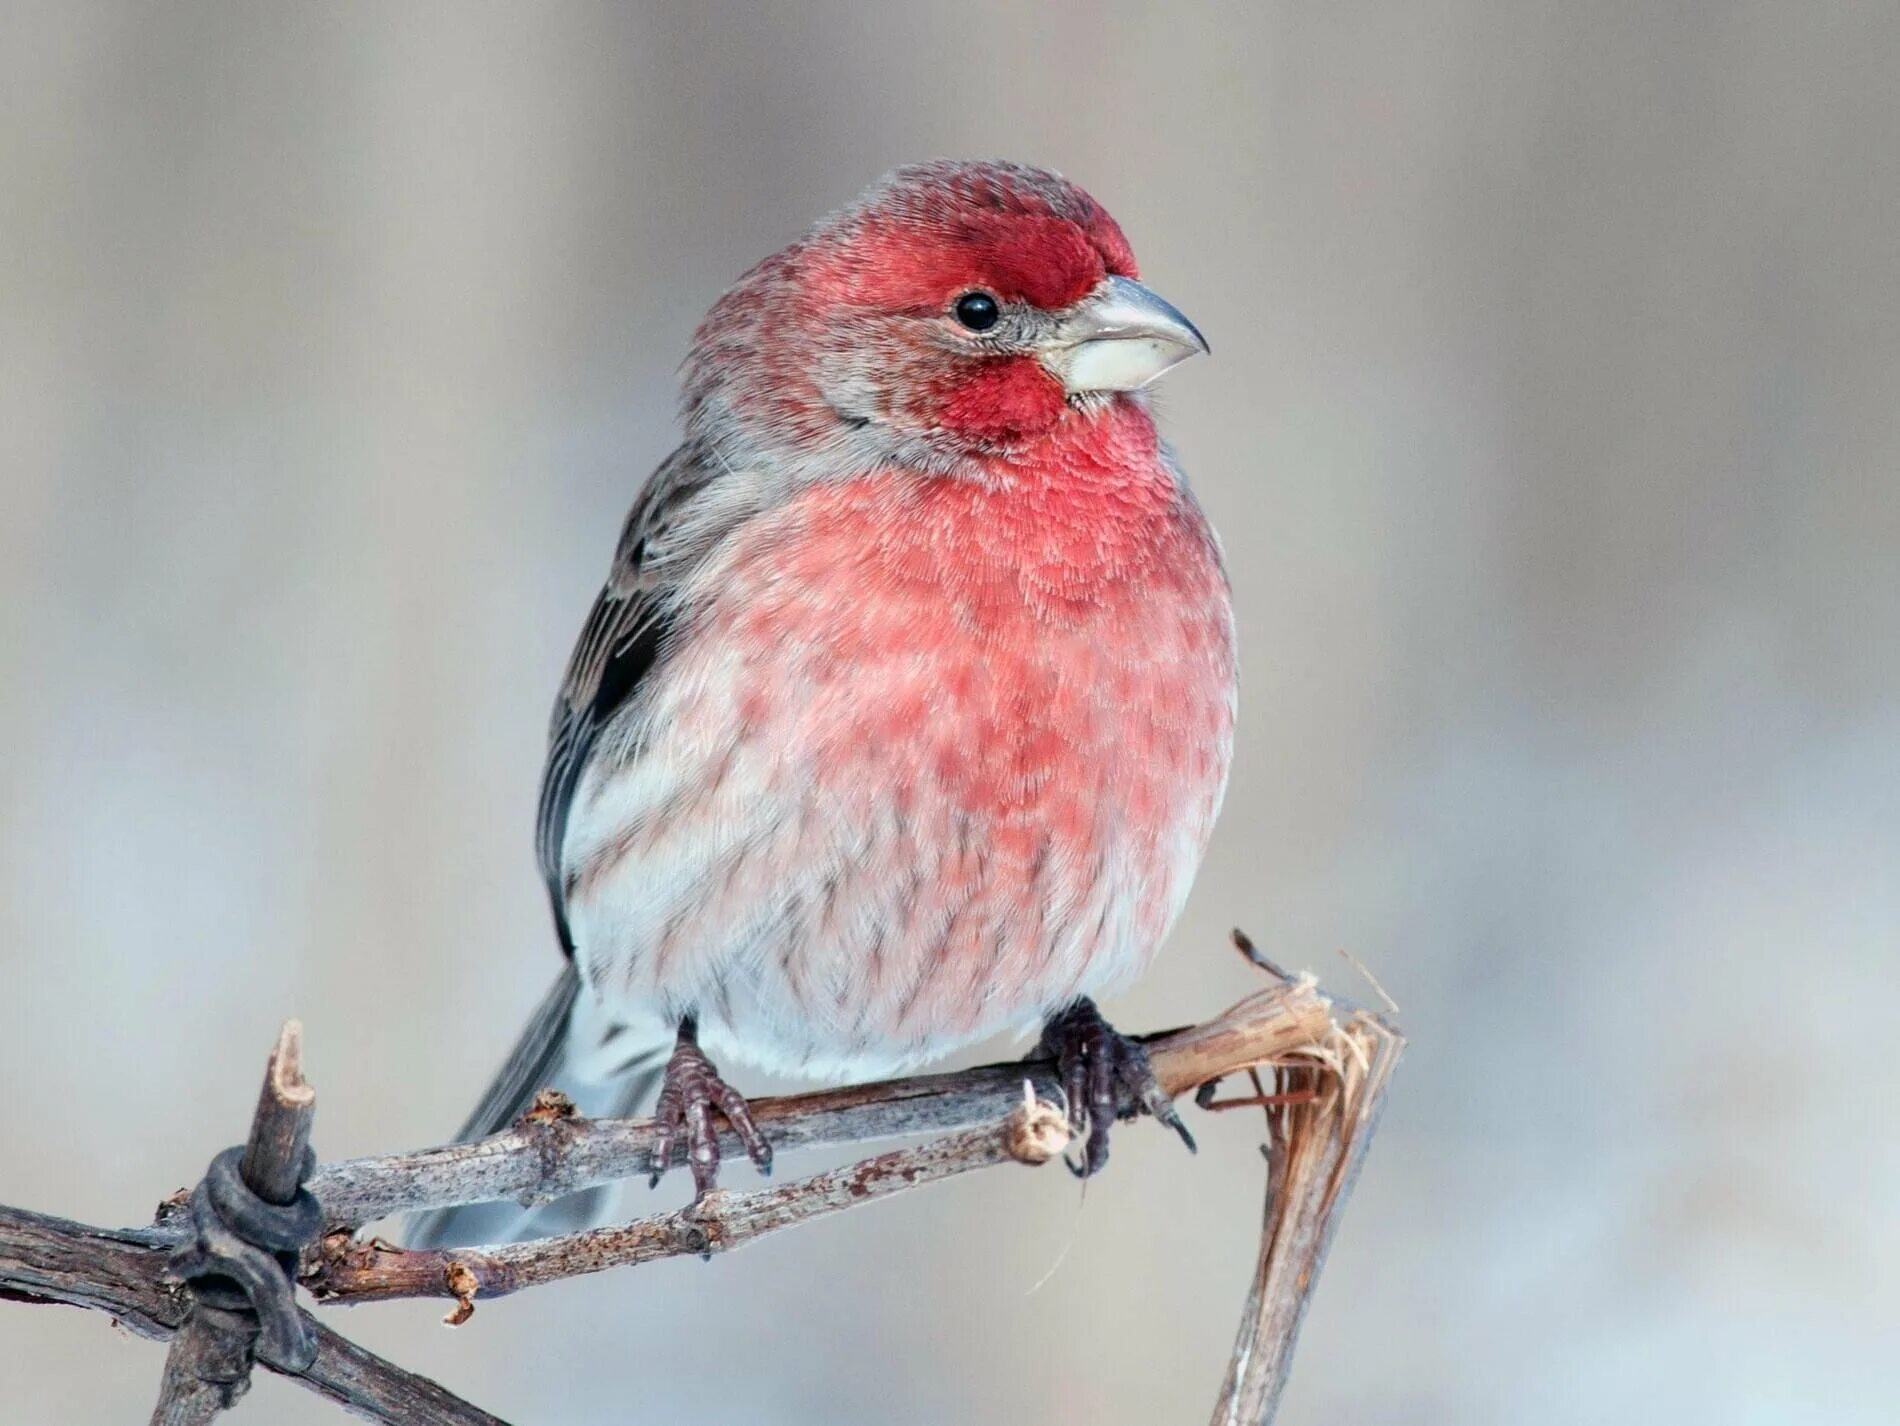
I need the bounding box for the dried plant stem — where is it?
[1210,1010,1404,1425]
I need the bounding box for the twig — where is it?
[308,1095,1070,1310]
[243,1020,319,1200]
[300,983,1344,1314]
[151,1019,318,1425]
[1332,946,1401,1015]
[1209,1009,1404,1425]
[301,979,1334,1232]
[0,1204,507,1425]
[1231,927,1297,984]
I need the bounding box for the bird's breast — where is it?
[701,457,1232,818]
[565,438,1235,1074]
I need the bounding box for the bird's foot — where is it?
[1035,998,1195,1177]
[648,1021,773,1196]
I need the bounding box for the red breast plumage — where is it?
[563,399,1234,1076]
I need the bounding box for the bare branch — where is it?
[304,980,1335,1232]
[293,1321,512,1425]
[0,1204,508,1424]
[1,969,1397,1425]
[243,1019,319,1200]
[0,1210,181,1338]
[300,982,1345,1314]
[152,1310,256,1426]
[306,1095,1071,1309]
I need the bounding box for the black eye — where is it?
[953,291,1000,331]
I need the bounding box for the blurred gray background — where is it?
[3,3,1896,1423]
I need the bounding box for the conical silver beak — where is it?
[1047,275,1209,393]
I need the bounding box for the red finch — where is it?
[416,160,1234,1245]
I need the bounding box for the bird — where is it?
[412,160,1236,1246]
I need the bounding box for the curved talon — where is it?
[1150,1089,1198,1155]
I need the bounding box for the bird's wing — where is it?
[536,443,742,953]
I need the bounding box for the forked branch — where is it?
[0,947,1400,1426]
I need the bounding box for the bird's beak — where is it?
[1046,275,1210,393]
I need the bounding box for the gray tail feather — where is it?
[452,962,583,1142]
[403,964,671,1248]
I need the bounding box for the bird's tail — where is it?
[403,963,670,1248]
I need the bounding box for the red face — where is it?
[685,162,1202,468]
[799,165,1140,445]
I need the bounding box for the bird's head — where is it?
[683,160,1207,479]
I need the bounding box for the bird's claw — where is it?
[1036,998,1194,1177]
[648,1026,773,1197]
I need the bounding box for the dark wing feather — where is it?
[536,445,723,953]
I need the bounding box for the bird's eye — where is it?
[953,291,1000,331]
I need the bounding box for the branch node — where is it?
[513,1088,586,1207]
[521,1088,578,1125]
[686,1205,723,1253]
[1002,1081,1071,1165]
[441,1262,478,1327]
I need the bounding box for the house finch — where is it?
[416,160,1234,1245]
